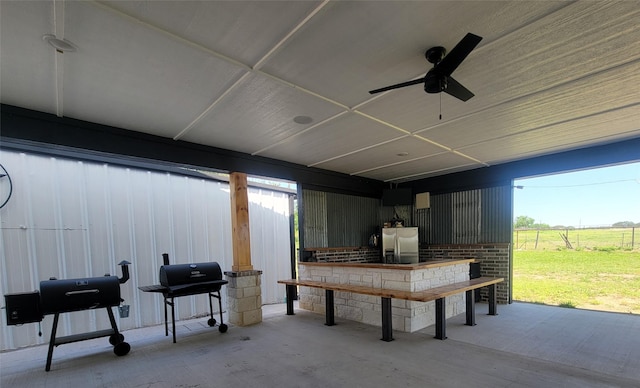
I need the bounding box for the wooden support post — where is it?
[229,172,253,272]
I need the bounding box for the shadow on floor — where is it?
[1,302,639,387]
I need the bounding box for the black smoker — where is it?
[138,254,228,343]
[3,261,132,371]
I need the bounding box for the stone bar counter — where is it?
[297,259,474,333]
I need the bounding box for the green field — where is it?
[513,249,640,314]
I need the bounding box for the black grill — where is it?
[3,261,132,371]
[159,262,225,292]
[139,254,228,343]
[39,276,122,315]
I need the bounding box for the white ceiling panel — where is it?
[61,1,247,138]
[469,1,640,101]
[416,60,640,151]
[1,1,638,184]
[358,152,481,182]
[0,1,56,114]
[181,72,345,154]
[101,0,321,67]
[314,135,450,176]
[459,105,640,164]
[359,1,640,134]
[261,1,563,108]
[395,164,488,184]
[257,112,407,167]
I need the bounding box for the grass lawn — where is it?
[513,250,640,314]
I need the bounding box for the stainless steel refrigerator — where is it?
[381,227,419,264]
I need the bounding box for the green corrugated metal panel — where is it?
[302,189,381,248]
[302,190,328,248]
[415,208,431,243]
[417,185,512,244]
[452,190,481,244]
[480,186,513,243]
[303,185,512,248]
[327,193,379,247]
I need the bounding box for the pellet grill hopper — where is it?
[3,261,132,371]
[139,253,228,343]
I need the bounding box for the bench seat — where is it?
[278,276,503,341]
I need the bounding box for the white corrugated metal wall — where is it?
[0,150,291,351]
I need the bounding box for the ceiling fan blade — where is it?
[434,33,482,77]
[369,77,426,94]
[444,76,474,101]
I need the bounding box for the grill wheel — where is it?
[109,333,124,345]
[113,342,131,356]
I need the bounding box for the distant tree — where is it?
[515,215,535,228]
[532,223,551,229]
[613,221,636,227]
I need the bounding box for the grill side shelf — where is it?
[138,284,168,293]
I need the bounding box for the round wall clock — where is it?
[0,163,13,209]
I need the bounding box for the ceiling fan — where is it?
[369,33,483,102]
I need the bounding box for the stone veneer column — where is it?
[224,270,263,326]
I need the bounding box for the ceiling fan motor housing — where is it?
[425,72,446,93]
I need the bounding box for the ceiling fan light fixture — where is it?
[42,34,77,52]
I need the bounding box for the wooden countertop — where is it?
[279,277,503,301]
[298,258,475,270]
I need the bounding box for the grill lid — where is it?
[39,276,121,315]
[159,262,223,288]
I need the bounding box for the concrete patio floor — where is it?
[1,302,639,387]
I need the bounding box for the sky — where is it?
[513,161,640,228]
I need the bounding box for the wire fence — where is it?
[514,227,638,251]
